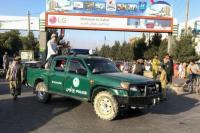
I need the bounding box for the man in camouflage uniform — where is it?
[6,56,23,100]
[3,51,10,75]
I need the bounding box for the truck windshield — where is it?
[85,58,119,74]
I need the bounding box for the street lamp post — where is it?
[185,0,190,35]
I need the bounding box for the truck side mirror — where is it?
[76,69,87,76]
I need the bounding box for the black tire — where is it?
[93,91,119,121]
[36,82,51,103]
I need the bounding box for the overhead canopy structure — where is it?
[45,0,173,33]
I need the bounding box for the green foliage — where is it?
[0,30,38,56]
[99,33,198,62]
[144,33,162,59]
[133,35,147,59]
[158,39,168,59]
[110,41,120,60]
[98,44,111,58]
[21,31,38,50]
[0,30,23,55]
[171,34,198,62]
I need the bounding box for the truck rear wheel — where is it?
[93,91,119,121]
[36,82,51,103]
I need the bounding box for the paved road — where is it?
[0,79,200,133]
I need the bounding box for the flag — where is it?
[150,0,154,4]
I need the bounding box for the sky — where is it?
[0,0,200,49]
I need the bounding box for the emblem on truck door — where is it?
[73,77,80,88]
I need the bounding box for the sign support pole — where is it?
[168,33,172,55]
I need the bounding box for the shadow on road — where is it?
[148,92,199,115]
[0,84,33,95]
[117,109,147,120]
[0,95,81,133]
[115,92,200,120]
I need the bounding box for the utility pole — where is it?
[185,0,190,35]
[27,10,30,36]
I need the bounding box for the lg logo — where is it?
[49,16,57,24]
[49,16,67,24]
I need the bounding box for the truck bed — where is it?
[26,67,48,87]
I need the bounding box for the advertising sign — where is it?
[20,50,34,61]
[46,0,172,17]
[46,13,173,32]
[0,16,39,31]
[46,0,173,32]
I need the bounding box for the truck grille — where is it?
[146,84,158,95]
[130,83,160,96]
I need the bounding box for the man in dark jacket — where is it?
[134,59,145,76]
[164,54,173,83]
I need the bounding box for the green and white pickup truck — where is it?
[26,54,162,120]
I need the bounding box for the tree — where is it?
[1,30,23,55]
[21,32,38,49]
[120,41,133,61]
[99,44,111,58]
[132,34,147,59]
[158,39,168,59]
[110,41,120,60]
[144,33,162,59]
[172,34,198,62]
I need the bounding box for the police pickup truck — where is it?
[26,54,162,120]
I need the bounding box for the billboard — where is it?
[0,16,39,31]
[46,12,172,32]
[46,0,172,17]
[46,0,173,32]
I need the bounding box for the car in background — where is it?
[69,49,90,55]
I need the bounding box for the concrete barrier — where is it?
[171,83,185,94]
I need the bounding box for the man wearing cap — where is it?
[45,34,59,69]
[6,56,23,100]
[3,51,10,75]
[46,33,59,60]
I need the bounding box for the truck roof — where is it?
[55,54,106,60]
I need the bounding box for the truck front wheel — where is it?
[36,82,51,103]
[93,91,119,121]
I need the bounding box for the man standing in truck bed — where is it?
[45,33,59,69]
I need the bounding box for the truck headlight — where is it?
[156,83,161,92]
[120,82,130,90]
[130,86,138,92]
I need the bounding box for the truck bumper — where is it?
[115,93,162,107]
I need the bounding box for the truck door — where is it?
[49,58,67,93]
[64,59,90,99]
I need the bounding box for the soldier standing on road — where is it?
[3,52,9,75]
[163,54,173,83]
[134,59,145,75]
[6,56,23,100]
[159,65,167,100]
[152,55,160,79]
